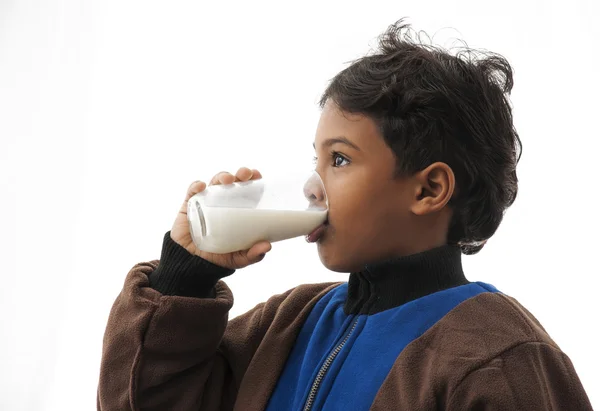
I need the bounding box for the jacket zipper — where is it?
[302,316,360,411]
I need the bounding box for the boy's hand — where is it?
[170,167,272,270]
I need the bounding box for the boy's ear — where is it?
[410,162,455,216]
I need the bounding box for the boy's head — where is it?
[313,19,522,273]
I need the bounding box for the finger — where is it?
[184,180,206,202]
[246,241,272,262]
[235,167,253,182]
[219,172,236,185]
[209,171,235,186]
[250,169,263,180]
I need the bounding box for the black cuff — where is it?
[148,231,235,298]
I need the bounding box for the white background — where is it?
[1,1,598,409]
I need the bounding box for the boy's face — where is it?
[313,101,453,273]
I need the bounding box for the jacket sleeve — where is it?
[447,341,593,410]
[97,232,299,411]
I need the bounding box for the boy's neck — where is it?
[344,244,469,315]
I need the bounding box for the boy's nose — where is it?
[303,174,328,210]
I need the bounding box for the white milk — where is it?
[188,205,327,254]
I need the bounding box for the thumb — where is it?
[245,241,272,264]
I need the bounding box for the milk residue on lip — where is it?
[190,206,328,254]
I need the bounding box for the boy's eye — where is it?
[333,154,349,167]
[313,152,350,167]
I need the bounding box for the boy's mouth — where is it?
[306,219,329,243]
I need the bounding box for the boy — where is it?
[97,19,592,410]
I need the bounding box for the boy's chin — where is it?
[317,245,362,273]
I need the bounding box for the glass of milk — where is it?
[187,171,328,253]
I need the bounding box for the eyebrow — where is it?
[313,136,361,152]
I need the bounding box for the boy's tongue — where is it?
[306,223,327,243]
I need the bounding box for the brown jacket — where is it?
[97,233,592,410]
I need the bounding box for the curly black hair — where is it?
[319,18,522,255]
